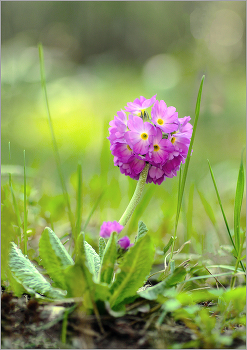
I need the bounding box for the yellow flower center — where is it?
[127,145,132,151]
[157,118,164,125]
[141,132,148,140]
[171,136,176,144]
[154,144,160,152]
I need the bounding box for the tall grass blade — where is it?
[186,183,194,247]
[75,162,83,243]
[208,160,245,273]
[38,43,75,238]
[23,150,28,255]
[175,76,205,231]
[233,149,245,254]
[177,75,205,224]
[170,75,205,261]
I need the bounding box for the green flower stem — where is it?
[119,163,150,226]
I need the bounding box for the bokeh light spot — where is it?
[210,10,243,47]
[143,54,181,90]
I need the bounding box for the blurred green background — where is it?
[1,1,246,259]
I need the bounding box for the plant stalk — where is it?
[119,163,150,226]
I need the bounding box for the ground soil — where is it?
[1,289,246,349]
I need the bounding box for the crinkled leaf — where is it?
[100,232,117,284]
[75,233,94,287]
[138,266,186,300]
[6,268,26,297]
[84,241,101,279]
[39,227,74,289]
[135,221,148,242]
[9,242,66,299]
[109,233,155,308]
[99,237,106,262]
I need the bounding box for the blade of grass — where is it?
[38,43,75,238]
[75,162,83,243]
[231,230,246,288]
[178,271,245,284]
[208,160,245,273]
[186,182,194,252]
[23,150,27,255]
[61,307,69,344]
[170,75,205,262]
[233,149,245,254]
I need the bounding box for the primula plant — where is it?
[7,84,201,317]
[3,46,246,348]
[108,94,193,228]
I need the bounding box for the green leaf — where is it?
[6,268,26,297]
[138,267,186,300]
[75,162,83,244]
[186,183,194,245]
[163,236,176,255]
[109,233,155,308]
[180,271,243,284]
[9,242,66,299]
[65,234,111,309]
[208,160,245,273]
[94,282,111,302]
[218,286,246,315]
[75,233,94,287]
[175,75,205,234]
[234,150,245,254]
[99,237,106,262]
[84,241,101,279]
[64,263,88,299]
[65,234,95,308]
[135,220,148,242]
[100,232,117,284]
[39,227,74,289]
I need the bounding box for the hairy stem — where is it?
[119,163,150,226]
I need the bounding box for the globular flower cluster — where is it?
[108,95,193,185]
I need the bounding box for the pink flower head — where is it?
[147,127,174,165]
[100,221,124,239]
[151,100,178,133]
[125,95,157,116]
[118,236,133,250]
[125,116,156,155]
[108,97,193,185]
